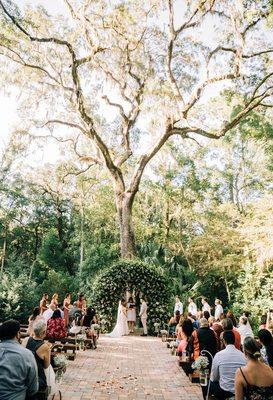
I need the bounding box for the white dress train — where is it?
[108,301,129,338]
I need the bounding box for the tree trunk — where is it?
[79,202,84,277]
[0,226,7,277]
[115,191,137,259]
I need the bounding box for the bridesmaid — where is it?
[50,293,59,307]
[63,293,71,327]
[127,296,136,333]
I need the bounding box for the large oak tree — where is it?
[0,0,273,258]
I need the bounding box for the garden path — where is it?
[59,334,202,400]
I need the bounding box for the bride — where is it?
[108,299,129,338]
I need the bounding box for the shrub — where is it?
[86,259,171,333]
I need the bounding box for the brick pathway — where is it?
[59,335,202,400]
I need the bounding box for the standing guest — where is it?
[174,296,183,315]
[237,317,254,345]
[215,299,224,321]
[235,337,273,399]
[69,301,82,326]
[139,297,148,337]
[221,318,241,350]
[209,331,246,399]
[23,320,51,397]
[0,320,38,400]
[50,293,59,307]
[39,293,49,314]
[42,304,56,323]
[188,297,197,316]
[191,318,217,364]
[127,296,136,333]
[258,329,273,367]
[27,307,43,336]
[63,293,71,327]
[226,310,237,327]
[46,309,67,339]
[201,297,211,315]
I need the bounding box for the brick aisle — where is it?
[59,335,202,400]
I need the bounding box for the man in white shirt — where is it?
[209,331,246,399]
[174,296,183,315]
[237,316,254,345]
[188,297,197,316]
[139,298,148,336]
[42,304,56,323]
[201,297,211,315]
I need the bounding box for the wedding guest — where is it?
[215,299,224,321]
[221,318,241,350]
[226,310,237,327]
[258,329,273,367]
[174,296,183,315]
[235,337,273,399]
[237,317,254,345]
[188,297,197,316]
[201,297,211,315]
[139,298,148,337]
[46,309,67,339]
[63,293,71,327]
[191,318,217,365]
[42,304,56,323]
[209,331,246,399]
[27,307,43,336]
[127,296,136,333]
[242,311,253,332]
[209,316,223,340]
[69,302,82,326]
[259,315,267,330]
[177,319,194,354]
[203,310,210,321]
[24,320,51,397]
[168,310,180,335]
[81,307,98,348]
[0,320,38,400]
[39,293,49,314]
[50,293,59,307]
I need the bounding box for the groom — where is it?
[139,297,148,337]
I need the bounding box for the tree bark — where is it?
[115,191,137,259]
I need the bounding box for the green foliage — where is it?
[37,269,77,302]
[87,260,171,332]
[0,272,38,323]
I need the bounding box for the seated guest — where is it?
[226,310,237,327]
[258,329,273,368]
[203,310,210,321]
[69,302,82,326]
[259,314,267,330]
[209,316,223,339]
[191,317,217,366]
[177,319,194,355]
[221,318,241,350]
[27,307,43,336]
[0,319,38,400]
[82,307,98,348]
[23,320,51,397]
[209,331,246,399]
[168,310,180,335]
[46,309,67,339]
[237,317,254,345]
[242,311,253,332]
[42,304,56,323]
[235,337,273,399]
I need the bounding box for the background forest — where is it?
[1,0,273,326]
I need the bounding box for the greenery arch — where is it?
[87,260,171,333]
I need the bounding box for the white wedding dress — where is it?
[108,301,129,338]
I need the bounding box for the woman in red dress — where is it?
[63,293,71,327]
[46,309,67,339]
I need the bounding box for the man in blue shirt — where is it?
[209,330,246,399]
[0,319,38,400]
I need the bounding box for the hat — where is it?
[199,318,209,327]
